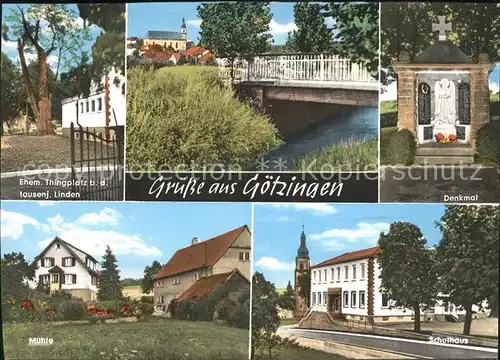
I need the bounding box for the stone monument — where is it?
[393,16,494,165]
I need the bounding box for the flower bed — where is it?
[435,132,457,143]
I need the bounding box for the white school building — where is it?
[310,246,489,324]
[61,69,125,138]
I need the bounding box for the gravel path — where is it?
[1,135,123,173]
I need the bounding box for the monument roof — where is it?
[413,41,473,64]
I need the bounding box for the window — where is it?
[330,268,334,282]
[86,101,89,113]
[244,252,250,261]
[39,274,50,284]
[312,292,316,305]
[361,264,365,279]
[92,276,97,285]
[313,271,316,283]
[336,267,340,281]
[351,291,357,307]
[194,273,200,281]
[239,252,244,260]
[323,292,327,306]
[176,42,178,49]
[64,274,76,284]
[318,292,322,305]
[381,294,389,308]
[98,98,102,111]
[300,263,304,270]
[42,258,54,267]
[173,277,181,285]
[343,291,349,308]
[359,291,366,308]
[344,266,348,280]
[91,100,95,112]
[352,265,356,280]
[122,83,125,96]
[56,243,61,250]
[51,274,59,283]
[324,269,327,283]
[318,270,321,283]
[80,103,84,113]
[63,257,74,267]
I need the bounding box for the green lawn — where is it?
[254,345,346,360]
[3,317,249,360]
[295,138,378,171]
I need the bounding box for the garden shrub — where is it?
[141,295,154,304]
[226,300,250,329]
[141,302,154,315]
[386,128,416,166]
[476,121,500,166]
[126,66,282,171]
[58,299,87,321]
[173,299,192,320]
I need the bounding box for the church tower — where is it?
[180,18,187,41]
[294,225,310,317]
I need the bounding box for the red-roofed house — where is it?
[309,243,489,324]
[153,225,251,310]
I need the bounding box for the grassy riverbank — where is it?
[126,66,281,171]
[295,138,378,171]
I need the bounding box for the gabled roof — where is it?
[413,41,472,64]
[175,269,249,303]
[155,225,249,280]
[146,30,182,40]
[48,265,64,273]
[311,246,380,269]
[185,46,205,57]
[32,236,99,276]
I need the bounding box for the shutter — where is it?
[72,258,76,266]
[39,275,43,284]
[72,274,77,284]
[61,275,65,284]
[51,258,55,266]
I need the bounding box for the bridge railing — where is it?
[219,54,377,84]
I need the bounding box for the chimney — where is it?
[191,237,200,245]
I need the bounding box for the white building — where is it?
[61,68,125,138]
[29,236,100,301]
[310,246,489,324]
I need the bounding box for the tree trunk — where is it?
[413,305,421,332]
[463,304,473,335]
[36,50,54,135]
[17,41,40,124]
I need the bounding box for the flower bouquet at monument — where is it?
[448,134,457,143]
[435,132,457,143]
[435,132,446,143]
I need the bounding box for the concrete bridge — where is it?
[219,53,379,108]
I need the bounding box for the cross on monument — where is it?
[432,16,452,41]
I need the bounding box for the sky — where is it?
[1,4,104,71]
[127,2,334,46]
[253,203,448,288]
[1,202,251,280]
[381,63,500,102]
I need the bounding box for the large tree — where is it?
[325,2,379,73]
[251,272,280,359]
[435,205,499,335]
[2,5,91,134]
[140,260,163,295]
[377,222,439,332]
[1,252,37,301]
[381,3,500,84]
[1,52,24,134]
[278,280,295,310]
[285,2,334,53]
[97,246,123,301]
[197,2,272,79]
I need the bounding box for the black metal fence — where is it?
[70,123,125,200]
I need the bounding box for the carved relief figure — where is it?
[433,78,456,125]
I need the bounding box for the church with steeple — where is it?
[142,18,188,51]
[294,225,310,317]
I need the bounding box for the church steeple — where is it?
[296,223,309,260]
[180,18,187,40]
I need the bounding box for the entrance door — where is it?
[334,296,340,312]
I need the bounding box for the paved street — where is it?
[380,166,500,203]
[283,328,498,359]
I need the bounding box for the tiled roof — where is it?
[311,246,380,269]
[175,269,248,303]
[146,30,182,40]
[185,46,205,56]
[48,265,64,273]
[155,225,249,280]
[199,52,215,63]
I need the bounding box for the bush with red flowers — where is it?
[20,299,35,311]
[435,132,446,143]
[448,134,457,142]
